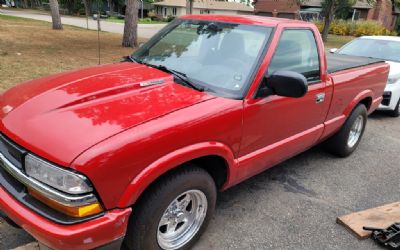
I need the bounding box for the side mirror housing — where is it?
[329,48,338,53]
[259,71,308,98]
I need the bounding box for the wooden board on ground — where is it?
[337,202,400,239]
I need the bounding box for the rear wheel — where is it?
[123,166,217,250]
[389,98,400,117]
[323,104,367,157]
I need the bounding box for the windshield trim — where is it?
[337,38,400,63]
[131,18,275,100]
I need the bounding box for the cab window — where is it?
[268,29,320,82]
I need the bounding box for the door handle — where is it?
[316,93,326,104]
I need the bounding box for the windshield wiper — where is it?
[124,55,141,63]
[124,57,204,92]
[154,65,204,92]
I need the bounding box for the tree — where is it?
[82,0,92,16]
[122,0,139,47]
[49,0,63,30]
[320,0,400,41]
[319,0,360,42]
[107,0,114,16]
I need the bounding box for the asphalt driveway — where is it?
[1,111,399,249]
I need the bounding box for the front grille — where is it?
[382,92,392,106]
[0,134,26,170]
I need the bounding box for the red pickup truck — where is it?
[0,15,389,250]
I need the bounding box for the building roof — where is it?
[153,0,254,12]
[302,0,372,9]
[179,14,309,26]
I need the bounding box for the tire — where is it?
[123,165,217,250]
[389,98,400,117]
[323,104,367,157]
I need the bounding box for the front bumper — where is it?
[0,185,132,249]
[378,83,400,111]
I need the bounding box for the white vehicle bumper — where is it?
[378,83,400,111]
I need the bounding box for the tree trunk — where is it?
[321,0,335,42]
[186,0,193,14]
[108,0,114,16]
[49,0,63,30]
[83,0,91,16]
[122,0,139,48]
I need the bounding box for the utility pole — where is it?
[97,0,101,65]
[140,0,144,19]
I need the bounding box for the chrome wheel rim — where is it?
[157,190,208,250]
[347,115,364,148]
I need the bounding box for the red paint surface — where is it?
[0,15,389,249]
[0,186,132,249]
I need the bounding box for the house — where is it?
[254,0,400,30]
[152,0,254,18]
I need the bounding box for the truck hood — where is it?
[387,61,400,79]
[0,63,214,166]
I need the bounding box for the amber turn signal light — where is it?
[28,188,103,218]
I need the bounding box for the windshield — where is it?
[338,38,400,62]
[132,19,273,99]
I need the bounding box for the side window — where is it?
[268,29,320,82]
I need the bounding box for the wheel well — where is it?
[359,97,372,111]
[133,155,228,207]
[188,155,228,189]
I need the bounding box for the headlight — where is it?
[24,154,103,218]
[25,154,92,194]
[388,77,399,84]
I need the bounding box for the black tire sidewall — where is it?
[323,104,368,157]
[125,166,217,250]
[341,105,368,155]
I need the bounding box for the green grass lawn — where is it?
[324,35,354,49]
[0,14,355,92]
[106,16,167,24]
[0,14,135,91]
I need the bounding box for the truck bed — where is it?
[326,53,385,73]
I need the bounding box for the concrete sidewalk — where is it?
[0,9,165,39]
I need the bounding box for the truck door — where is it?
[238,28,331,179]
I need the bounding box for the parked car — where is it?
[0,15,389,250]
[330,36,400,117]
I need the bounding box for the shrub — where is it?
[314,20,324,33]
[330,20,350,35]
[140,17,152,23]
[147,10,156,19]
[167,15,175,22]
[313,19,396,37]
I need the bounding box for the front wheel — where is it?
[323,104,367,157]
[123,166,217,250]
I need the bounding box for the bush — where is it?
[330,20,350,35]
[313,19,396,37]
[166,15,175,22]
[147,10,156,19]
[140,17,152,22]
[314,21,324,33]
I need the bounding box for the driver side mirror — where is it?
[257,70,308,98]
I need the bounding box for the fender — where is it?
[343,89,374,116]
[320,90,373,141]
[117,142,237,208]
